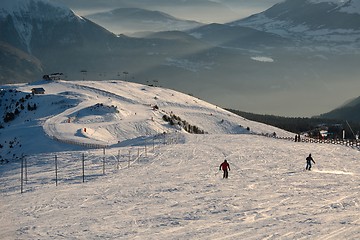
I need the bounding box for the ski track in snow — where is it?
[1,135,359,239]
[0,80,359,239]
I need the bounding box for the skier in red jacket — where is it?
[219,160,230,178]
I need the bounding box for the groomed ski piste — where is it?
[0,80,359,239]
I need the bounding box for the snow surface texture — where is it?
[1,80,360,239]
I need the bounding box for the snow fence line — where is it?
[259,133,360,150]
[18,145,151,194]
[17,132,183,194]
[47,130,183,150]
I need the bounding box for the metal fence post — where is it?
[55,155,58,186]
[103,148,106,175]
[24,157,28,184]
[20,157,24,194]
[82,153,85,183]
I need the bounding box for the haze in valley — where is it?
[2,0,359,117]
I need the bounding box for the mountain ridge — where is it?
[230,0,360,52]
[319,96,360,121]
[85,7,203,34]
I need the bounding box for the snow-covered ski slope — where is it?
[1,79,292,158]
[1,80,359,239]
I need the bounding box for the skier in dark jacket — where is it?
[306,154,315,170]
[219,160,230,178]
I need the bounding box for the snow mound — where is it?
[70,103,121,124]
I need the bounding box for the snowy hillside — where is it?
[1,80,360,239]
[0,80,291,162]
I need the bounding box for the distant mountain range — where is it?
[0,0,210,81]
[187,23,289,49]
[1,0,360,117]
[85,8,203,34]
[52,0,240,23]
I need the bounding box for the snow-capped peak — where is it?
[231,0,360,53]
[0,0,78,20]
[0,0,83,53]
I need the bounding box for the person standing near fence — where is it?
[305,154,315,170]
[219,159,230,178]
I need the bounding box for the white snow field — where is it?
[0,80,359,239]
